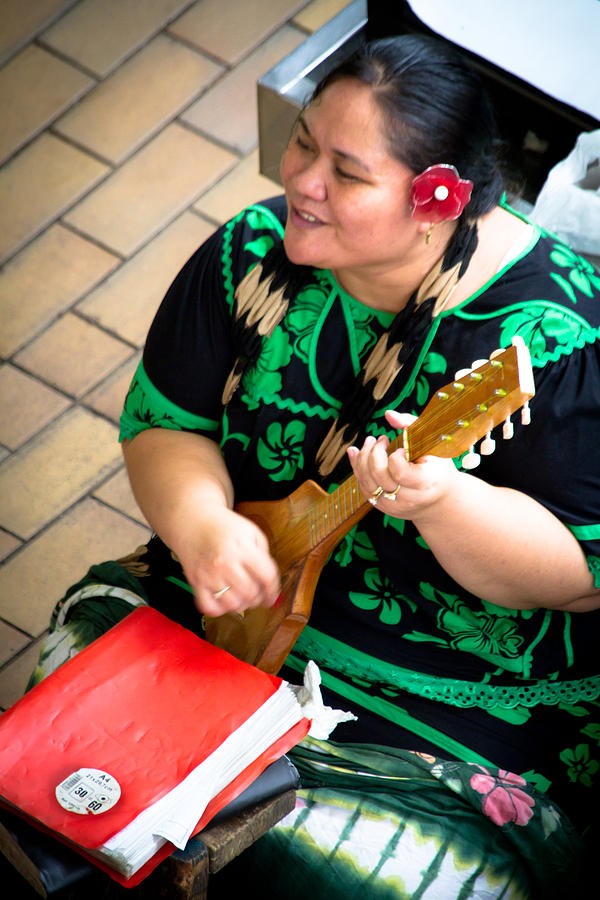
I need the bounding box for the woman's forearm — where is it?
[348,412,599,613]
[122,428,233,555]
[413,472,599,611]
[122,428,280,614]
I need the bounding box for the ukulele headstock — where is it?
[403,336,535,468]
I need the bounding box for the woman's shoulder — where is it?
[224,195,288,247]
[453,205,599,306]
[488,204,600,310]
[495,217,600,344]
[218,194,288,284]
[438,206,600,383]
[451,206,600,321]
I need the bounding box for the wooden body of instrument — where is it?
[204,338,535,673]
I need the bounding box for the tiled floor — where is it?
[0,0,351,710]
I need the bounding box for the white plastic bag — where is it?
[530,129,600,255]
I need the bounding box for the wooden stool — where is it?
[1,790,296,899]
[111,789,296,899]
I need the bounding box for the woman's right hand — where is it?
[173,505,281,618]
[122,429,280,618]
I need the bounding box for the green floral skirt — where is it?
[210,738,585,900]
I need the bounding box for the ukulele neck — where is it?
[306,434,405,551]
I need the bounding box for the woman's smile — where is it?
[289,204,326,228]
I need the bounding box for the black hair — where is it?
[313,34,504,221]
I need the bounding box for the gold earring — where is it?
[425,225,434,245]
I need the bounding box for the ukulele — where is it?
[204,336,535,674]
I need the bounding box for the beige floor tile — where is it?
[78,211,215,346]
[169,0,305,66]
[0,133,109,266]
[0,224,119,358]
[194,150,280,223]
[0,0,305,705]
[0,497,151,638]
[0,529,22,563]
[0,640,43,710]
[0,44,94,165]
[93,466,148,525]
[181,25,306,154]
[292,0,351,32]
[14,314,134,398]
[41,0,195,76]
[0,621,30,668]
[55,34,222,165]
[0,365,70,450]
[63,124,236,257]
[0,0,77,65]
[84,354,141,424]
[0,407,122,540]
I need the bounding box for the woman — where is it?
[31,35,600,898]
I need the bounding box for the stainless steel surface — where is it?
[258,0,597,199]
[257,0,367,183]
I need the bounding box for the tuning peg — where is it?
[455,368,471,379]
[480,432,496,455]
[521,401,531,425]
[489,347,504,369]
[461,447,481,469]
[503,416,514,440]
[471,359,487,370]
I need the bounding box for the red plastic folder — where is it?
[0,607,311,886]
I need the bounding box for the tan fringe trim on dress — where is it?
[362,333,406,400]
[116,546,151,578]
[314,423,354,476]
[221,261,290,404]
[315,256,464,476]
[222,371,242,405]
[416,258,461,315]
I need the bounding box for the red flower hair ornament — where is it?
[410,164,473,223]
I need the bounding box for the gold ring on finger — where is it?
[382,483,401,502]
[368,486,384,506]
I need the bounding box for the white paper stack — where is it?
[89,662,353,879]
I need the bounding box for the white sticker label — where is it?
[55,768,121,815]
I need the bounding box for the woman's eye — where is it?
[336,168,360,182]
[295,136,311,151]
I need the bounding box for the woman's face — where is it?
[280,79,425,279]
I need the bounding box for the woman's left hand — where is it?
[348,411,600,612]
[347,409,460,520]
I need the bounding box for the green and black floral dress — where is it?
[35,197,600,897]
